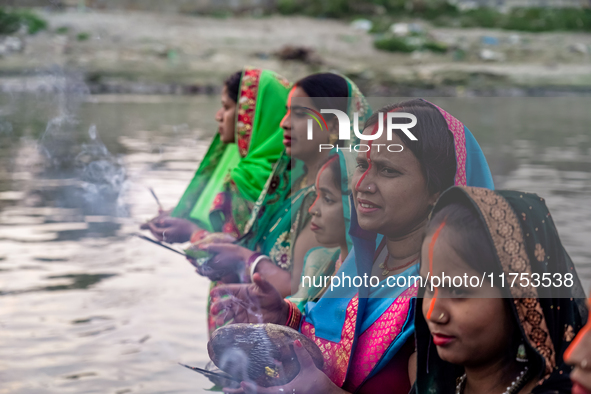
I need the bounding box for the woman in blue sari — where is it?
[213,99,494,394]
[288,149,357,311]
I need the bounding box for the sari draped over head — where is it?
[171,67,290,236]
[414,187,588,394]
[206,75,370,335]
[288,149,357,311]
[300,101,495,393]
[238,75,371,273]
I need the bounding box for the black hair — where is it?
[427,202,498,277]
[426,200,535,376]
[318,155,345,194]
[224,71,242,103]
[364,99,456,196]
[294,73,349,113]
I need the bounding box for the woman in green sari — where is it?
[142,67,290,242]
[200,73,371,298]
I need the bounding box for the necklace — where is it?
[379,255,419,276]
[455,366,528,394]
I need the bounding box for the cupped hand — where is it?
[210,273,288,327]
[222,340,346,394]
[145,217,200,243]
[189,242,251,281]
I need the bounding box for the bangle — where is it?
[243,252,262,282]
[249,254,269,281]
[190,229,209,244]
[284,299,302,330]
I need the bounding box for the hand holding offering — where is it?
[210,274,288,327]
[208,324,323,387]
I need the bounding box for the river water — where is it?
[1,91,590,393]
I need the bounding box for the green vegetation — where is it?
[55,26,69,34]
[0,8,47,35]
[374,36,415,52]
[502,8,591,32]
[275,0,591,33]
[423,40,448,53]
[450,6,591,32]
[77,32,91,41]
[374,34,448,53]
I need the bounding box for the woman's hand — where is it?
[222,339,347,394]
[200,243,255,278]
[210,273,288,327]
[140,208,172,229]
[142,208,172,223]
[144,217,200,243]
[194,232,237,245]
[189,242,252,282]
[188,255,241,283]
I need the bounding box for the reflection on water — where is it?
[0,92,590,393]
[0,92,217,393]
[0,273,118,296]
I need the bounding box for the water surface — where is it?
[1,92,590,393]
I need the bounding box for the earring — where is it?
[516,340,528,363]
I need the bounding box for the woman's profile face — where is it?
[420,229,515,367]
[309,165,346,248]
[215,85,237,144]
[280,86,335,160]
[351,126,436,238]
[565,299,591,394]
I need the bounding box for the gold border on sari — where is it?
[463,186,556,376]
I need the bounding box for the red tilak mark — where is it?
[426,221,446,320]
[309,155,338,214]
[355,115,382,191]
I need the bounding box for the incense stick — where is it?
[148,187,163,211]
[134,233,188,257]
[178,363,241,382]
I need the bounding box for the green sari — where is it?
[171,68,290,235]
[207,75,371,334]
[240,75,371,291]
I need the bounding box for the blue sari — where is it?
[299,100,495,392]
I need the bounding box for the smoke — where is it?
[75,125,129,217]
[34,69,130,218]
